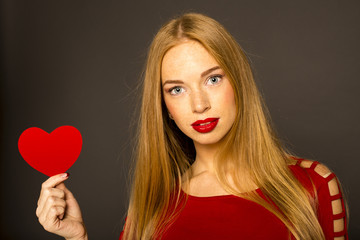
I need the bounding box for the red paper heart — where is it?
[18,126,82,177]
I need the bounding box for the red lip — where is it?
[191,118,219,133]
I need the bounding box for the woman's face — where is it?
[161,40,237,146]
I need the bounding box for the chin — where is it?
[192,134,225,146]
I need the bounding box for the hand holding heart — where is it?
[36,173,88,240]
[18,126,87,239]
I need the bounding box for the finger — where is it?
[37,188,66,216]
[37,188,65,217]
[38,196,66,221]
[56,183,76,200]
[41,173,69,190]
[38,187,65,206]
[38,173,69,212]
[43,206,65,232]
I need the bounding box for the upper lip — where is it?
[191,118,219,126]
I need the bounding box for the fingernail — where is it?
[61,173,70,178]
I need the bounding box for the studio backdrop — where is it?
[1,0,359,239]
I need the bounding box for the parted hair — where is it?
[123,13,326,239]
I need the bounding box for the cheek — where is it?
[164,97,191,132]
[164,97,175,115]
[218,82,236,110]
[164,97,183,120]
[222,84,237,121]
[225,87,235,104]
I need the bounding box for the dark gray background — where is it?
[1,0,359,239]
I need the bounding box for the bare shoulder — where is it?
[294,158,347,237]
[297,159,333,178]
[297,159,341,197]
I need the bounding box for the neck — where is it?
[188,139,258,194]
[191,141,221,176]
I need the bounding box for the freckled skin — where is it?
[161,40,237,148]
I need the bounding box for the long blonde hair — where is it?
[123,13,325,239]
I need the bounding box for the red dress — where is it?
[120,159,348,239]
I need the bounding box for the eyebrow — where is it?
[162,66,221,87]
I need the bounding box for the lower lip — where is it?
[192,119,219,133]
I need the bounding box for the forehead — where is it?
[161,40,219,81]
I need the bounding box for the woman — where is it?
[36,13,348,240]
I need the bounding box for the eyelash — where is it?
[206,75,223,85]
[167,74,223,95]
[168,86,184,95]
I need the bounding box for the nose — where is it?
[191,90,211,113]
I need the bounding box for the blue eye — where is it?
[207,75,222,85]
[169,86,184,95]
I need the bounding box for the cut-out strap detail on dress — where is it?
[307,161,347,239]
[293,159,348,239]
[325,172,336,181]
[334,229,347,238]
[309,161,319,170]
[333,211,346,219]
[329,193,342,201]
[294,157,304,166]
